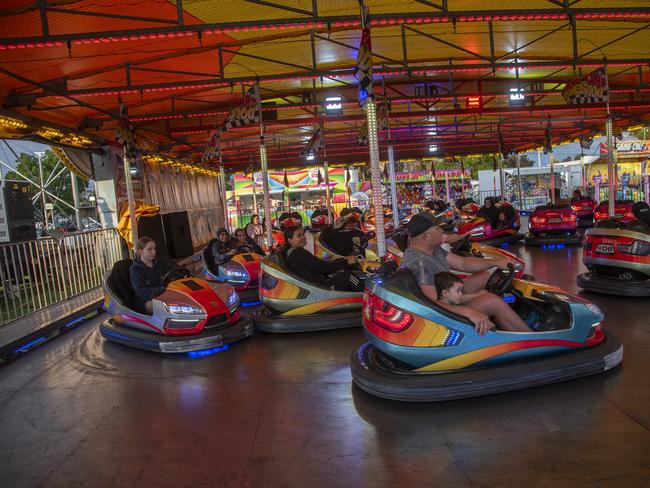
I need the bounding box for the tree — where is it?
[4,149,85,222]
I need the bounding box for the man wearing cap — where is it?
[401,212,532,335]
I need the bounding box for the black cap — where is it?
[407,212,444,237]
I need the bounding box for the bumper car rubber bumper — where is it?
[524,232,583,246]
[234,287,261,303]
[577,216,594,228]
[577,272,650,297]
[350,331,623,402]
[99,316,254,353]
[253,306,361,333]
[475,233,524,247]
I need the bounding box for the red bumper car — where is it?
[524,204,582,246]
[578,202,650,296]
[570,197,597,228]
[594,200,636,224]
[455,197,480,218]
[456,204,524,246]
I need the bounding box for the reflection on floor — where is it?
[1,244,649,488]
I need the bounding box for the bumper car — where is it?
[313,230,380,271]
[570,197,597,228]
[525,204,582,246]
[455,197,480,219]
[381,232,532,280]
[253,250,365,333]
[456,205,524,246]
[351,267,622,402]
[272,212,304,247]
[594,200,636,225]
[202,241,262,303]
[362,209,395,236]
[101,260,253,353]
[577,202,650,297]
[308,208,330,232]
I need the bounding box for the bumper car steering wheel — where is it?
[485,263,515,295]
[162,267,192,287]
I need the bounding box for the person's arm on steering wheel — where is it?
[129,261,167,305]
[419,283,494,335]
[446,252,515,273]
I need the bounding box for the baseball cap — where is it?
[407,211,444,237]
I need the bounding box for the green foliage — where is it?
[4,149,84,219]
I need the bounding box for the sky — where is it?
[0,139,51,180]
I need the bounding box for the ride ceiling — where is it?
[1,0,650,170]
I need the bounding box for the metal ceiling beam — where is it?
[45,7,179,25]
[24,58,649,103]
[242,0,314,17]
[579,24,650,59]
[2,7,649,47]
[403,25,492,63]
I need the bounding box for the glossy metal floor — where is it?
[1,244,649,488]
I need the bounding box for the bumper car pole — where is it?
[122,146,138,256]
[358,5,386,258]
[516,153,524,210]
[219,157,229,232]
[257,82,273,250]
[605,114,616,217]
[364,99,386,258]
[388,144,400,231]
[322,120,333,225]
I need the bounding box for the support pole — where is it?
[445,169,451,202]
[323,159,332,223]
[604,66,616,217]
[580,148,586,189]
[36,152,46,224]
[550,157,555,204]
[123,148,138,254]
[218,159,229,231]
[387,145,399,230]
[321,121,333,224]
[70,170,81,230]
[359,1,385,257]
[260,143,272,248]
[516,153,523,210]
[498,157,505,201]
[365,99,385,258]
[605,115,616,217]
[251,170,258,215]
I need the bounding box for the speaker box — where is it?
[2,181,36,242]
[137,214,168,260]
[162,211,193,259]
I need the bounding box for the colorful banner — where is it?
[599,140,650,159]
[562,67,609,105]
[394,169,471,183]
[233,167,347,195]
[115,101,139,160]
[587,161,644,188]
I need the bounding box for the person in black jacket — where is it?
[212,227,236,265]
[325,215,367,257]
[284,226,364,292]
[130,236,171,314]
[233,228,265,256]
[477,197,499,225]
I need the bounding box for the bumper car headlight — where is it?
[167,303,204,315]
[226,289,240,311]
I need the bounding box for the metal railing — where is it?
[0,228,124,326]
